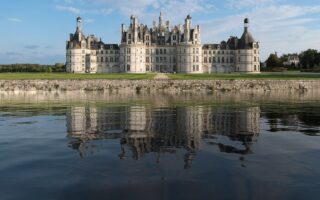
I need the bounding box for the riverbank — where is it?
[0,79,320,92]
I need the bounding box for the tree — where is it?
[266,53,281,69]
[299,49,318,69]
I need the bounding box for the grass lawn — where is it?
[167,72,320,80]
[0,72,320,80]
[0,73,156,80]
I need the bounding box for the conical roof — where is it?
[238,18,255,49]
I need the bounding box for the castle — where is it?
[66,13,260,73]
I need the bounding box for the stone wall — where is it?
[0,80,319,92]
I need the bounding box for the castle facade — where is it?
[66,13,260,73]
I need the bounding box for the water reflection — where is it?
[66,105,260,168]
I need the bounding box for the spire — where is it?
[159,11,163,28]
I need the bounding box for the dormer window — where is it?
[146,35,150,40]
[173,35,177,40]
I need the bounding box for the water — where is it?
[1,91,320,200]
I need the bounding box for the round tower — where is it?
[236,18,260,73]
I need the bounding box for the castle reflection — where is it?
[66,105,260,167]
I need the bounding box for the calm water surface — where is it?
[1,92,320,200]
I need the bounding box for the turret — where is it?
[244,18,249,32]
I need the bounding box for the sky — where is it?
[0,0,320,64]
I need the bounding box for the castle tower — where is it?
[236,18,260,72]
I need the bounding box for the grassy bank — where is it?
[0,72,320,80]
[0,73,155,80]
[168,72,320,80]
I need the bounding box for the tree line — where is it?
[0,63,66,73]
[265,49,320,72]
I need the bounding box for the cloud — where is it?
[8,18,23,23]
[24,45,40,50]
[55,5,81,14]
[84,18,95,23]
[5,52,23,56]
[227,0,278,9]
[81,0,214,23]
[200,4,320,61]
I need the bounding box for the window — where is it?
[127,64,130,71]
[195,34,198,39]
[128,34,131,39]
[110,57,114,62]
[196,48,199,54]
[106,57,108,62]
[196,56,199,62]
[164,49,167,54]
[156,49,159,55]
[101,57,104,62]
[173,35,177,40]
[146,35,150,40]
[222,57,225,63]
[146,49,150,55]
[204,57,207,63]
[146,57,150,63]
[193,48,195,54]
[160,49,163,54]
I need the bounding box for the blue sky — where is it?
[0,0,320,64]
